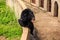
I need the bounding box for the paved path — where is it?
[34,11,60,40]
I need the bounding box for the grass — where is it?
[0,0,23,40]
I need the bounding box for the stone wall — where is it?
[6,0,30,40]
[6,0,27,19]
[21,27,30,40]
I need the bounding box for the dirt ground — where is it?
[34,11,60,40]
[0,36,6,40]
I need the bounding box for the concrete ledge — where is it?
[21,27,30,40]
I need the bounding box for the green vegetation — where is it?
[0,0,22,40]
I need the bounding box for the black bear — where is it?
[18,8,35,35]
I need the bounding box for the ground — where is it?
[34,10,60,40]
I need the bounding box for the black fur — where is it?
[18,8,35,35]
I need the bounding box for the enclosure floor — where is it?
[33,10,60,40]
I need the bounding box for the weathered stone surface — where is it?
[34,11,59,40]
